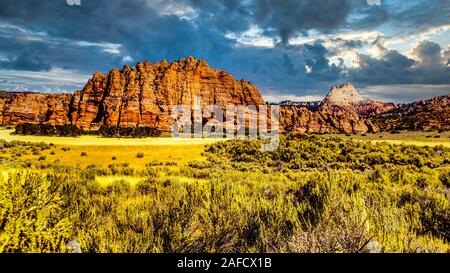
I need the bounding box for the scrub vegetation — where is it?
[0,134,449,253]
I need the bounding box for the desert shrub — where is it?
[203,136,449,171]
[136,153,145,158]
[0,136,449,253]
[147,160,163,166]
[439,171,450,188]
[108,163,135,176]
[0,171,72,252]
[135,178,157,195]
[106,179,131,195]
[164,161,177,166]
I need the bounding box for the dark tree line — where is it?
[14,123,81,137]
[97,125,161,138]
[13,123,161,138]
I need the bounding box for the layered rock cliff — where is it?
[279,104,381,134]
[371,94,450,131]
[0,92,71,126]
[69,57,265,132]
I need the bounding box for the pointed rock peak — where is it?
[186,56,196,63]
[160,59,169,66]
[184,56,204,64]
[339,82,354,88]
[122,64,131,72]
[323,83,365,105]
[92,71,105,80]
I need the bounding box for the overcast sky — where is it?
[0,0,449,102]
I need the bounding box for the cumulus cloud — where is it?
[445,46,450,68]
[412,40,445,67]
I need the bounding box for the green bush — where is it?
[0,171,72,252]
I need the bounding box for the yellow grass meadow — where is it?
[0,129,221,168]
[1,128,449,170]
[329,131,450,148]
[1,127,450,253]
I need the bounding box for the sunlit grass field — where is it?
[1,128,449,170]
[0,129,219,146]
[329,131,450,147]
[1,126,450,253]
[0,128,219,168]
[1,133,449,253]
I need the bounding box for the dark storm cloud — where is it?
[350,40,450,85]
[350,51,416,84]
[253,0,353,44]
[184,0,253,33]
[347,1,389,29]
[388,0,450,34]
[213,41,346,98]
[282,54,297,76]
[0,0,236,72]
[445,46,450,67]
[0,0,449,101]
[412,40,443,67]
[0,31,130,73]
[0,0,357,76]
[301,43,343,81]
[0,51,52,71]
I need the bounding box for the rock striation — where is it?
[0,92,71,126]
[371,94,450,131]
[69,57,265,132]
[279,104,380,134]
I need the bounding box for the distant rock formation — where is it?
[322,83,365,106]
[278,83,395,134]
[371,94,450,131]
[279,103,380,134]
[0,92,71,126]
[321,83,396,115]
